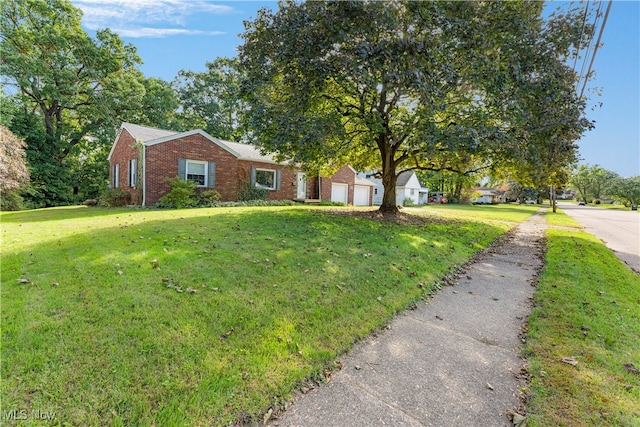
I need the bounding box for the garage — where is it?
[331,183,348,204]
[353,185,370,206]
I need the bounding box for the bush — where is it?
[0,190,25,211]
[99,188,131,207]
[198,189,221,206]
[318,200,345,206]
[238,184,268,202]
[157,177,197,208]
[403,197,415,207]
[593,199,601,205]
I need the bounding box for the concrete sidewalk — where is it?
[270,210,547,426]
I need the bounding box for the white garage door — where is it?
[331,183,348,204]
[353,185,370,206]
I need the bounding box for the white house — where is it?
[357,170,428,206]
[396,171,429,205]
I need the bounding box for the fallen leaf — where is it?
[51,281,59,287]
[624,363,640,375]
[512,412,527,426]
[485,382,494,391]
[17,278,31,284]
[561,357,579,366]
[263,408,273,424]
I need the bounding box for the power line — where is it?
[579,0,613,99]
[572,0,591,74]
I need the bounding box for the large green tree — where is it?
[570,164,618,203]
[609,176,640,207]
[173,57,246,141]
[1,0,145,205]
[240,1,591,212]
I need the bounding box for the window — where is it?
[186,160,207,187]
[410,189,415,196]
[255,168,276,190]
[112,163,120,188]
[128,159,137,188]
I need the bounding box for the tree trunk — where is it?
[379,146,399,214]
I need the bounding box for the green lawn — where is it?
[406,202,540,223]
[542,207,583,228]
[525,221,640,425]
[1,205,527,426]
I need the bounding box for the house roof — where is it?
[354,176,376,187]
[221,139,280,164]
[396,170,418,187]
[122,122,179,142]
[110,122,285,164]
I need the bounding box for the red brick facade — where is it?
[109,127,310,206]
[318,165,358,204]
[108,128,142,204]
[144,133,240,205]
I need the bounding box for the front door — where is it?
[296,172,307,199]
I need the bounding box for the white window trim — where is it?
[185,159,208,187]
[129,159,137,188]
[255,168,276,190]
[113,163,120,188]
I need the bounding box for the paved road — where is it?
[557,201,640,273]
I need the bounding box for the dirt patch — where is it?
[319,208,463,226]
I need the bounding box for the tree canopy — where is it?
[240,0,593,212]
[0,0,180,205]
[173,57,247,141]
[570,164,618,203]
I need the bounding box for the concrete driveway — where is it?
[557,201,640,273]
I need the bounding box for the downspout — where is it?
[142,144,147,207]
[318,173,321,201]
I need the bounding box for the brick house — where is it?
[107,123,374,206]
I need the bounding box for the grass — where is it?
[406,202,540,223]
[525,217,640,425]
[542,207,583,228]
[1,204,528,426]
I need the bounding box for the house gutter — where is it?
[142,144,147,207]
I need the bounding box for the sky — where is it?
[71,0,640,178]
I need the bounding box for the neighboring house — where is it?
[107,123,374,206]
[472,188,506,204]
[396,171,429,205]
[357,170,429,206]
[316,166,375,206]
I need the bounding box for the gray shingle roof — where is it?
[396,171,413,186]
[122,122,178,142]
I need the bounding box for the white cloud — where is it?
[115,27,226,38]
[72,0,235,37]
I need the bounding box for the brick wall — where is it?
[237,160,300,201]
[145,134,239,205]
[109,129,141,204]
[319,166,356,204]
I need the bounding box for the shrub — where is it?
[403,197,415,207]
[0,190,25,211]
[318,200,345,206]
[238,184,268,202]
[198,189,221,206]
[99,188,131,207]
[157,177,197,208]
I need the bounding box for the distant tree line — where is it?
[570,164,640,206]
